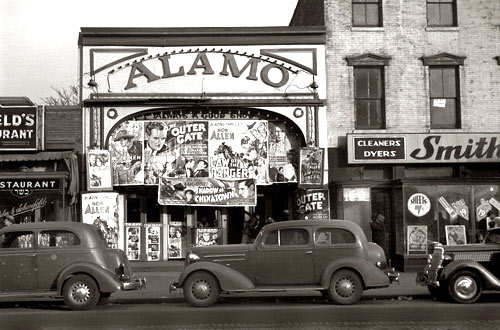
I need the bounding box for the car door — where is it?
[0,230,37,291]
[36,229,82,290]
[255,227,314,285]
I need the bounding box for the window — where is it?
[263,229,309,246]
[352,0,382,27]
[427,0,457,27]
[0,232,34,249]
[347,54,390,130]
[422,53,465,129]
[315,228,356,245]
[38,230,80,248]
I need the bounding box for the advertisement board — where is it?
[81,192,119,249]
[0,106,40,150]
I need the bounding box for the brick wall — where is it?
[44,106,82,151]
[324,0,500,147]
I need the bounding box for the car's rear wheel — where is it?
[328,270,363,305]
[183,271,219,307]
[448,270,482,303]
[63,275,100,311]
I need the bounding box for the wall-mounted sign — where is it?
[0,106,40,150]
[407,193,431,217]
[407,225,427,254]
[0,179,60,198]
[348,133,500,164]
[295,189,329,220]
[81,192,119,249]
[299,147,324,186]
[343,187,370,202]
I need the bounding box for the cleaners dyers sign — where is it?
[348,133,500,164]
[0,106,39,150]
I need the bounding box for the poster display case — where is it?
[146,224,161,261]
[168,222,187,259]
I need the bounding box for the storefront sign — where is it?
[299,147,324,186]
[408,193,431,217]
[407,225,427,253]
[158,177,256,206]
[295,189,329,220]
[343,188,370,202]
[348,133,500,164]
[0,179,60,198]
[87,150,113,190]
[81,192,119,249]
[0,106,40,150]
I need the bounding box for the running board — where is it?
[228,285,327,293]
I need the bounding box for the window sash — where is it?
[429,67,460,128]
[354,67,385,129]
[427,0,456,26]
[353,0,381,27]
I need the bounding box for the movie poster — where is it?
[81,192,119,249]
[87,149,112,190]
[168,222,187,259]
[299,147,324,186]
[146,225,161,261]
[158,177,256,206]
[268,122,299,183]
[163,121,209,179]
[445,225,467,245]
[109,121,144,185]
[143,121,168,185]
[126,226,141,261]
[295,189,330,220]
[407,225,428,254]
[208,120,268,184]
[196,228,219,246]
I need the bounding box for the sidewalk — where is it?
[111,271,429,303]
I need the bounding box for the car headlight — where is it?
[187,253,200,264]
[376,261,382,268]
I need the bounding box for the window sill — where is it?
[425,26,459,32]
[352,129,388,133]
[351,27,385,32]
[428,128,463,133]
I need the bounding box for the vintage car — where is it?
[0,222,145,310]
[170,219,399,307]
[417,227,500,303]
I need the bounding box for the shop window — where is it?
[427,0,457,27]
[422,53,465,129]
[347,54,390,130]
[146,197,161,223]
[315,228,355,245]
[126,197,141,223]
[0,232,34,249]
[38,230,80,248]
[352,0,382,27]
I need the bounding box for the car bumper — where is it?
[121,277,147,291]
[385,268,400,283]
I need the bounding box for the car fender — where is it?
[321,258,389,289]
[441,260,500,290]
[56,261,122,294]
[177,262,255,291]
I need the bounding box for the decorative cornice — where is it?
[345,53,392,66]
[422,52,466,66]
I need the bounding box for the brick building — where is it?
[292,0,500,270]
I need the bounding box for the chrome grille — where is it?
[453,252,492,262]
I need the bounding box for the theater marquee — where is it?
[348,133,500,164]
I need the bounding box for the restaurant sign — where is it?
[0,179,60,198]
[0,106,40,150]
[348,133,500,164]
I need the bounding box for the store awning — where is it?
[0,151,75,162]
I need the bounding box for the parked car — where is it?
[417,227,500,303]
[0,222,145,310]
[170,219,399,307]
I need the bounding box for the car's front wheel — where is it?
[63,275,100,311]
[183,271,220,307]
[448,270,482,303]
[328,270,363,305]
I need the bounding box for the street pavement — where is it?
[111,270,429,303]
